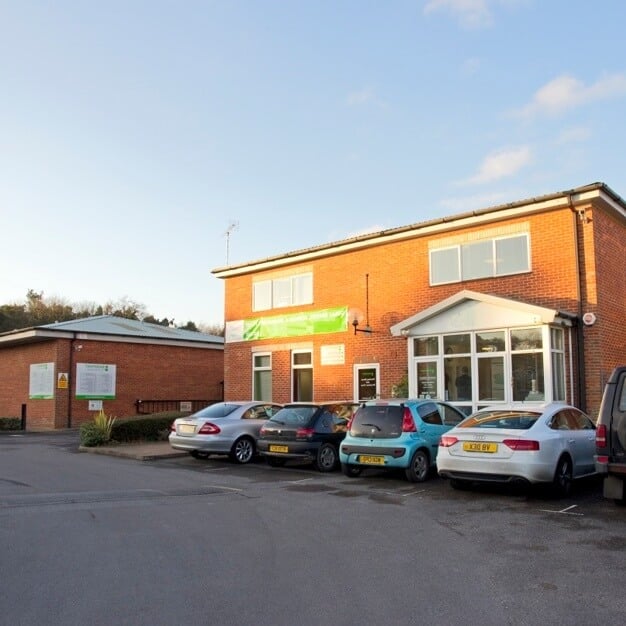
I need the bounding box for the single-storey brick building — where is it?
[0,315,224,430]
[213,182,625,418]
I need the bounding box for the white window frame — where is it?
[252,352,272,401]
[253,272,313,311]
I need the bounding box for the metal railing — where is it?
[135,399,220,415]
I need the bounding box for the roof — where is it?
[0,315,224,349]
[212,181,626,278]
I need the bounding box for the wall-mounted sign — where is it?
[57,372,69,389]
[29,363,55,399]
[88,400,103,411]
[76,364,117,400]
[180,401,192,412]
[321,344,345,365]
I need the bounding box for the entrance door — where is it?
[416,360,438,399]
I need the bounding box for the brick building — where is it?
[213,182,626,418]
[0,315,224,430]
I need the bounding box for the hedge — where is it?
[109,411,186,443]
[0,417,21,431]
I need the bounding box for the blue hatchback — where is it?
[339,399,466,482]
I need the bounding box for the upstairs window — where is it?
[430,234,530,285]
[253,273,313,311]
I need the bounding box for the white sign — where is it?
[321,344,345,365]
[76,363,117,399]
[88,400,103,411]
[180,401,192,412]
[29,362,55,399]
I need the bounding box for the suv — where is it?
[257,402,358,471]
[339,399,465,482]
[595,366,626,504]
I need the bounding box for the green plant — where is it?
[392,372,409,398]
[79,422,108,447]
[111,412,184,442]
[93,409,116,440]
[0,417,21,431]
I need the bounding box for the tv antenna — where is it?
[224,220,239,264]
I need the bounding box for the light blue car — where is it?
[339,399,466,482]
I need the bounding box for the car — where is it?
[169,401,282,464]
[339,399,466,482]
[595,366,626,504]
[436,403,597,496]
[257,402,358,471]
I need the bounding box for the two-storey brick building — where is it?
[213,182,626,418]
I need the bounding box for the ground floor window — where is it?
[411,326,565,414]
[354,364,380,401]
[253,353,272,401]
[292,350,313,401]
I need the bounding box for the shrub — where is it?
[0,417,22,431]
[93,409,116,440]
[110,411,185,443]
[80,422,109,447]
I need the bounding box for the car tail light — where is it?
[170,421,176,432]
[296,427,315,440]
[401,407,417,432]
[259,425,267,436]
[440,436,458,447]
[596,424,607,448]
[503,439,539,451]
[198,422,221,435]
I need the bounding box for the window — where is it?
[430,234,530,285]
[253,353,272,402]
[511,328,544,402]
[551,328,565,401]
[253,273,313,311]
[418,402,443,425]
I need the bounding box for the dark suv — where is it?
[595,366,626,504]
[257,402,358,471]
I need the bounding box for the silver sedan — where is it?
[169,401,282,464]
[436,403,597,496]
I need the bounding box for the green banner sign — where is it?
[242,306,348,341]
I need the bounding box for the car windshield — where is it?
[350,405,403,437]
[192,403,241,419]
[268,406,318,426]
[458,410,541,430]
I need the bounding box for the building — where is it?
[0,315,224,430]
[213,182,626,418]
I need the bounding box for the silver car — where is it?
[169,401,282,464]
[437,403,597,496]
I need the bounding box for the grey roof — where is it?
[38,315,224,344]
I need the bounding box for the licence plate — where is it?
[269,445,289,453]
[179,424,195,434]
[358,455,385,465]
[463,442,498,453]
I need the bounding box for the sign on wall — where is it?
[29,362,55,399]
[321,344,345,365]
[76,363,117,400]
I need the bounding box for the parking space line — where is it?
[285,478,315,484]
[538,504,584,516]
[383,488,426,497]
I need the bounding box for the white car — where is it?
[437,403,597,496]
[169,401,282,464]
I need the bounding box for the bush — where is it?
[80,422,109,447]
[0,417,21,431]
[110,411,185,443]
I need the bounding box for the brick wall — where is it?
[0,338,224,430]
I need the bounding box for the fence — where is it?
[135,399,220,415]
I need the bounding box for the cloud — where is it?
[459,146,532,185]
[555,126,592,145]
[439,190,517,213]
[512,73,626,118]
[423,0,494,29]
[461,57,481,76]
[346,87,377,106]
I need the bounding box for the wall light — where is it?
[353,273,374,335]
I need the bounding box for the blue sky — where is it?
[2,0,625,327]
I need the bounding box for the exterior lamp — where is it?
[353,273,373,335]
[352,318,372,334]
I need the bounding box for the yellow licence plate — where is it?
[463,442,498,453]
[269,445,289,453]
[358,455,385,465]
[179,424,195,434]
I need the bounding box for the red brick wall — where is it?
[0,339,224,430]
[223,209,592,401]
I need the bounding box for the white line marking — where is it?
[538,504,584,516]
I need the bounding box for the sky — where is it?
[2,1,626,327]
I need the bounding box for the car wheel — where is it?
[230,436,255,464]
[341,463,362,477]
[190,450,210,460]
[405,449,430,482]
[315,443,338,472]
[552,456,573,497]
[266,456,286,467]
[449,478,470,490]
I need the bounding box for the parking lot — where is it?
[2,432,625,626]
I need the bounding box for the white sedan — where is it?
[437,403,597,496]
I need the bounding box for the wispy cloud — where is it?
[461,57,481,76]
[424,0,494,29]
[512,73,626,118]
[458,146,532,185]
[346,87,378,107]
[439,190,517,213]
[555,126,592,145]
